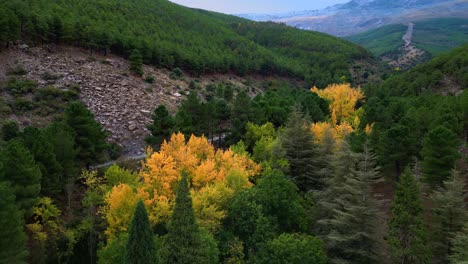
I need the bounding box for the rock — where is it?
[128,124,137,131]
[140,110,150,114]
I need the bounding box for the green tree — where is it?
[65,102,108,167]
[1,121,19,141]
[228,91,253,144]
[129,49,143,76]
[421,126,460,189]
[0,182,28,263]
[431,170,467,264]
[146,105,175,148]
[378,124,415,176]
[317,142,383,263]
[162,172,217,264]
[281,106,320,192]
[254,233,327,264]
[175,91,204,137]
[125,200,157,264]
[0,140,41,215]
[389,169,430,264]
[449,223,468,264]
[21,127,63,195]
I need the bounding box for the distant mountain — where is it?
[238,0,468,36]
[348,18,468,57]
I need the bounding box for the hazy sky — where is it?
[169,0,350,14]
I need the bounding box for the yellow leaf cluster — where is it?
[311,84,366,143]
[104,133,260,238]
[311,83,364,125]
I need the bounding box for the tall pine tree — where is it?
[0,182,28,263]
[431,170,467,264]
[317,142,383,263]
[421,126,460,189]
[146,105,175,149]
[0,140,41,215]
[125,200,157,264]
[281,106,320,192]
[65,102,108,167]
[389,169,430,264]
[449,223,468,264]
[162,172,217,264]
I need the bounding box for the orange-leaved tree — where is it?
[103,133,260,239]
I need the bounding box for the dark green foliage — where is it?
[4,78,37,96]
[125,200,156,264]
[169,68,184,80]
[421,126,460,189]
[389,169,430,264]
[0,140,41,215]
[1,121,19,141]
[254,233,327,264]
[98,233,128,264]
[223,188,276,259]
[378,124,416,176]
[162,172,217,264]
[254,171,307,233]
[146,105,175,148]
[65,102,108,167]
[228,91,254,144]
[44,122,79,183]
[0,182,28,263]
[0,0,370,85]
[129,50,143,76]
[431,171,467,264]
[318,143,383,264]
[280,107,320,192]
[21,127,63,195]
[175,91,204,137]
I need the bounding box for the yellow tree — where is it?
[311,84,366,143]
[104,133,260,238]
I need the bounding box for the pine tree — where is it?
[162,172,217,264]
[146,105,175,148]
[21,127,63,195]
[175,91,204,137]
[228,90,253,144]
[449,223,468,264]
[317,142,383,263]
[0,182,28,263]
[125,200,157,264]
[65,102,108,167]
[281,106,320,192]
[129,49,143,76]
[421,126,460,189]
[0,140,41,215]
[389,169,430,264]
[431,170,467,264]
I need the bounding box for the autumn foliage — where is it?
[311,84,367,142]
[103,133,260,239]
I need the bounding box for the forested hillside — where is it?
[0,1,467,264]
[0,0,373,87]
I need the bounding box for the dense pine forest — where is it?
[0,0,467,263]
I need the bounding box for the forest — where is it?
[0,0,467,263]
[0,0,372,88]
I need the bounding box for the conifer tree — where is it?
[125,200,157,264]
[0,140,41,215]
[129,49,143,76]
[175,91,204,137]
[0,182,28,263]
[162,172,217,264]
[146,105,175,148]
[317,142,383,263]
[65,102,108,167]
[449,223,468,264]
[421,126,460,189]
[431,170,467,264]
[228,90,253,144]
[21,127,63,195]
[389,169,430,264]
[281,106,320,192]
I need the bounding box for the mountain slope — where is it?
[348,18,468,57]
[240,0,468,37]
[0,0,373,87]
